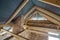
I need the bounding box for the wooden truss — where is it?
[24,6,60,29]
[0,1,60,40]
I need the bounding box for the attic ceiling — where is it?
[0,0,23,24]
[0,0,60,24]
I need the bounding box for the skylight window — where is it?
[30,13,47,20]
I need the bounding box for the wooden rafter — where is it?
[24,7,60,21]
[1,29,27,40]
[27,20,52,24]
[27,26,60,34]
[25,11,37,24]
[26,20,59,29]
[24,6,36,19]
[25,11,60,29]
[36,6,60,21]
[38,0,60,8]
[24,6,60,28]
[38,11,60,26]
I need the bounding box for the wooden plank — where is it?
[26,29,47,36]
[4,0,29,26]
[27,26,60,34]
[24,6,36,19]
[26,29,60,38]
[26,22,59,29]
[36,6,60,22]
[4,36,13,40]
[25,12,37,26]
[26,12,37,20]
[25,11,60,27]
[38,11,60,26]
[27,20,52,24]
[24,6,60,26]
[39,0,60,7]
[1,29,27,40]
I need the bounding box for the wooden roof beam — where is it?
[1,29,27,40]
[35,6,60,22]
[38,0,60,7]
[38,11,60,26]
[26,29,60,38]
[27,26,60,34]
[24,6,60,26]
